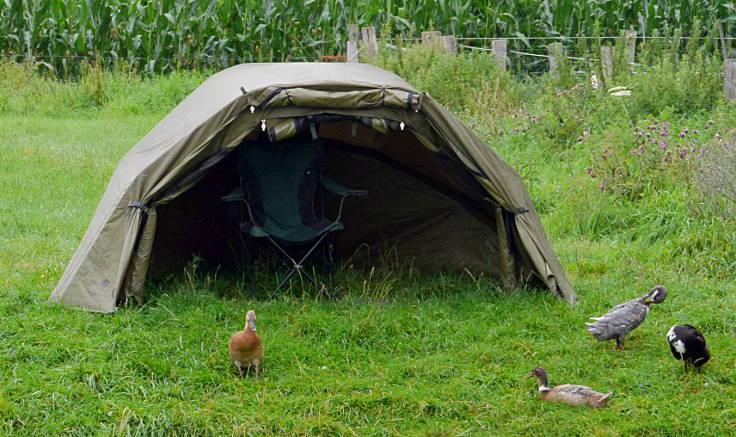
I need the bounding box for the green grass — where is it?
[3,46,736,434]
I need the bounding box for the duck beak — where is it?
[644,297,653,304]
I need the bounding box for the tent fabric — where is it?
[49,62,577,313]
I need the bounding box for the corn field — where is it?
[1,0,735,77]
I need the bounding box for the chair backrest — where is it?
[237,138,327,242]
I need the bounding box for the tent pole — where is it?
[495,206,517,288]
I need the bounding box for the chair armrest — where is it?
[322,177,368,197]
[221,187,246,202]
[321,177,368,197]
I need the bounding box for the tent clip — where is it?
[128,201,151,215]
[512,207,530,216]
[240,86,247,95]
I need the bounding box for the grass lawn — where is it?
[2,113,735,436]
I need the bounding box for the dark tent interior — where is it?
[147,118,539,287]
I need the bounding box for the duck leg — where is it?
[615,336,625,350]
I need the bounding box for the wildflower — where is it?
[679,132,686,138]
[660,141,667,150]
[599,181,606,190]
[679,149,688,159]
[585,167,593,174]
[692,129,699,135]
[638,145,646,154]
[661,156,669,162]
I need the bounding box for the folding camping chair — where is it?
[222,136,367,297]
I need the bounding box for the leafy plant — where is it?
[586,120,716,199]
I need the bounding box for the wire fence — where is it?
[3,32,733,78]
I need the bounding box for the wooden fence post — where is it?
[625,30,637,64]
[361,26,378,59]
[718,20,729,61]
[600,46,614,83]
[547,43,562,77]
[421,31,441,48]
[725,59,736,101]
[441,35,457,55]
[347,23,360,63]
[492,39,507,70]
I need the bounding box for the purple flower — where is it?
[585,167,593,174]
[660,140,667,150]
[693,129,699,135]
[679,132,686,138]
[599,181,606,190]
[661,156,669,162]
[638,145,646,154]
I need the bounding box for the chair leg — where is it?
[266,233,332,299]
[272,266,298,296]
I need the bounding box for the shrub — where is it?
[625,25,722,118]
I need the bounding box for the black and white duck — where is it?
[525,367,612,408]
[667,324,710,370]
[586,285,667,349]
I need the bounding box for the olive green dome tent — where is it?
[50,62,577,313]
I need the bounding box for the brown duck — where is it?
[525,367,612,408]
[228,310,264,377]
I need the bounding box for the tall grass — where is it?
[1,0,735,77]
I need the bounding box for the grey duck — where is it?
[586,285,667,349]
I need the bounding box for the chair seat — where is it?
[244,220,344,243]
